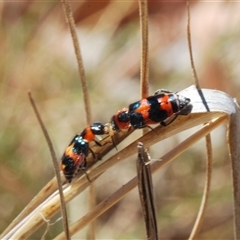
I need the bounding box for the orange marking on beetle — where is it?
[83,126,95,142]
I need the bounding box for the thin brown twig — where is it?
[138,0,149,99]
[187,3,213,239]
[189,134,212,239]
[137,142,158,240]
[138,0,150,137]
[28,92,70,240]
[187,2,210,112]
[187,2,200,89]
[61,0,92,125]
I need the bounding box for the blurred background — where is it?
[0,1,239,239]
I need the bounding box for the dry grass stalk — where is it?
[138,0,149,139]
[28,92,70,240]
[61,0,92,124]
[137,142,158,240]
[189,134,212,240]
[2,85,240,239]
[138,0,149,98]
[186,3,213,239]
[54,114,227,239]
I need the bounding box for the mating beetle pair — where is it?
[61,90,191,182]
